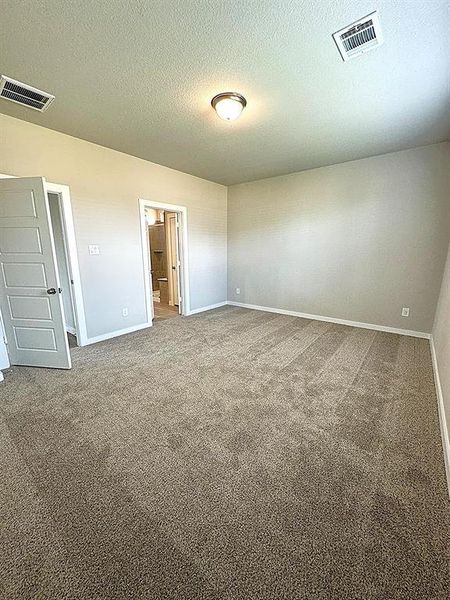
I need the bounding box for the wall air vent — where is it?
[333,12,383,62]
[0,75,55,111]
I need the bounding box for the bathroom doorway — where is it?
[139,199,190,323]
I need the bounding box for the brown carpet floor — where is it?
[0,306,449,599]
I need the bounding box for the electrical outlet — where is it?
[88,244,100,255]
[401,307,410,317]
[122,308,128,317]
[236,288,240,295]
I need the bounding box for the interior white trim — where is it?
[227,301,431,339]
[187,301,227,315]
[430,336,450,497]
[139,198,190,323]
[84,322,152,345]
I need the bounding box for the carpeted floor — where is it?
[0,306,449,599]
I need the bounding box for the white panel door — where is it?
[0,177,71,369]
[166,211,180,311]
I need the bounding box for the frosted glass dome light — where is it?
[211,92,247,121]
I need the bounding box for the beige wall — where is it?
[433,243,450,441]
[0,114,227,339]
[0,112,448,350]
[228,143,450,333]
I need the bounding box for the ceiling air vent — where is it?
[0,75,55,111]
[333,12,383,62]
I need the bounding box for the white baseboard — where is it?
[66,326,77,336]
[430,336,450,498]
[227,301,431,339]
[83,302,228,345]
[84,322,152,345]
[187,301,228,316]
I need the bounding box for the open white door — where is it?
[147,226,155,321]
[166,211,181,312]
[0,177,71,369]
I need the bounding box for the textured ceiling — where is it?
[1,0,449,185]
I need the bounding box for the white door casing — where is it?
[0,177,71,368]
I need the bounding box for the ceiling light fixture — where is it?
[211,92,247,121]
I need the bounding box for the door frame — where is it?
[45,182,88,346]
[0,174,88,347]
[139,198,190,322]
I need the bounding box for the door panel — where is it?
[3,262,48,287]
[8,296,52,320]
[15,327,57,350]
[0,227,42,253]
[0,177,71,369]
[0,189,37,217]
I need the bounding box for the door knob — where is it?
[47,288,56,295]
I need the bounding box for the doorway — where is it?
[0,175,87,371]
[147,208,179,321]
[139,199,190,323]
[47,192,78,342]
[44,182,87,348]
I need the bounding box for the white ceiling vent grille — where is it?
[333,12,383,61]
[0,75,55,111]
